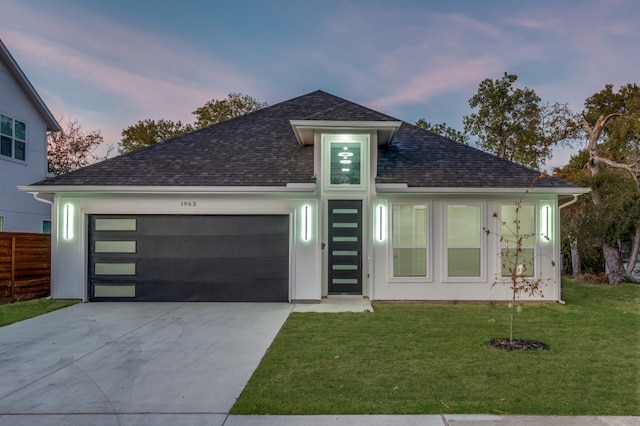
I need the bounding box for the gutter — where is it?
[559,195,581,209]
[18,183,317,195]
[29,192,54,300]
[376,184,592,196]
[556,193,589,305]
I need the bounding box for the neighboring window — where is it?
[42,220,52,234]
[447,204,482,277]
[1,114,26,161]
[392,204,428,277]
[500,205,535,277]
[0,216,3,231]
[330,141,361,185]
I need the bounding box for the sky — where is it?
[1,0,639,171]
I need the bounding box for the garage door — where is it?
[88,215,289,302]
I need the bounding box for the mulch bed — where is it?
[489,338,550,351]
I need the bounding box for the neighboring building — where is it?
[22,90,588,302]
[0,39,61,233]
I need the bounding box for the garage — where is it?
[88,215,290,302]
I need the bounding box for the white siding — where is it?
[371,194,561,302]
[0,53,51,232]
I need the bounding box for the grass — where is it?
[0,298,78,327]
[233,278,640,415]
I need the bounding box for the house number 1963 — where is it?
[180,201,197,207]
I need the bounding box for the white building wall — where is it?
[372,194,561,302]
[0,55,51,233]
[51,193,322,301]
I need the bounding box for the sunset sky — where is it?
[1,0,638,170]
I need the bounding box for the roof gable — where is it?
[0,39,61,132]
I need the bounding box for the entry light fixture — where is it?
[64,203,74,240]
[376,204,386,242]
[302,205,312,241]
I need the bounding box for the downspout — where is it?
[559,195,579,210]
[555,194,581,305]
[30,192,54,299]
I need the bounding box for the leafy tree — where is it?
[578,83,640,284]
[118,93,267,154]
[463,72,577,169]
[48,119,104,175]
[415,119,468,143]
[118,119,193,155]
[192,92,267,129]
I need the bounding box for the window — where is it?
[330,141,361,185]
[1,114,26,161]
[42,220,51,234]
[447,204,482,277]
[0,216,3,231]
[322,134,369,190]
[500,205,535,277]
[392,204,428,277]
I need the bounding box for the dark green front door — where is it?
[328,200,362,294]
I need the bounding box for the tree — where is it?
[463,72,577,169]
[118,93,267,154]
[578,83,640,284]
[415,119,468,143]
[48,119,104,175]
[192,92,267,129]
[484,176,552,350]
[118,119,192,155]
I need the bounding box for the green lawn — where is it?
[0,298,78,327]
[233,278,640,415]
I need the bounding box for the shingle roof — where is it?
[32,90,580,190]
[377,123,574,189]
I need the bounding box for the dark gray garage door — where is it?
[88,215,289,302]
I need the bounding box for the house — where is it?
[21,90,588,302]
[0,39,61,233]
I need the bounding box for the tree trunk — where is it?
[603,242,626,285]
[570,240,582,276]
[626,228,640,276]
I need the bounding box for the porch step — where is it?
[292,298,373,313]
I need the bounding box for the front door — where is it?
[328,200,362,294]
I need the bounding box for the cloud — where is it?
[0,1,256,123]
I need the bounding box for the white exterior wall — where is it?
[371,194,561,302]
[51,193,321,301]
[0,55,51,232]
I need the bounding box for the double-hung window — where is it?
[500,204,535,277]
[392,204,428,277]
[1,114,26,161]
[447,204,482,278]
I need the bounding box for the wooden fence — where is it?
[0,232,51,304]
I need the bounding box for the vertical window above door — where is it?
[322,133,369,191]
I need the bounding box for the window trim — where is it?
[0,113,27,162]
[389,202,432,282]
[443,202,485,282]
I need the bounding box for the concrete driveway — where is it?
[0,302,292,425]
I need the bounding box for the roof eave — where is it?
[375,183,591,196]
[18,183,317,195]
[0,39,62,132]
[290,120,402,146]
